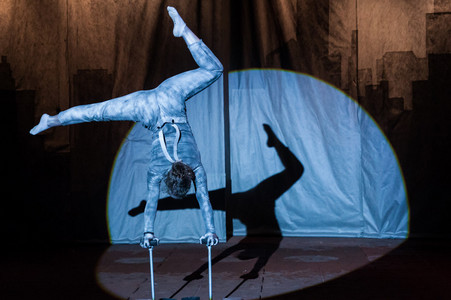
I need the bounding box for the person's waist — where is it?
[157,116,187,129]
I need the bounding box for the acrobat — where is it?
[30,6,222,248]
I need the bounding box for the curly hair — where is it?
[165,161,195,199]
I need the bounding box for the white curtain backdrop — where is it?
[107,69,408,244]
[229,70,407,238]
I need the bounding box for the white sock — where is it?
[167,6,186,37]
[30,113,50,135]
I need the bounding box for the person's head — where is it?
[165,161,195,199]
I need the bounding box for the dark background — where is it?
[1,0,450,298]
[2,0,450,244]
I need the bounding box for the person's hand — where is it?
[140,232,159,248]
[200,232,218,246]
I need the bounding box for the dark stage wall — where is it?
[1,0,450,244]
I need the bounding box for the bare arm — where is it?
[194,165,218,245]
[140,172,162,248]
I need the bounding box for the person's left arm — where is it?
[194,165,218,246]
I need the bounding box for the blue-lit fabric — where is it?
[229,70,408,238]
[58,40,222,240]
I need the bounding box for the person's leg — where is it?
[30,90,152,135]
[158,7,223,101]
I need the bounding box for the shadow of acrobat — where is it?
[182,124,303,298]
[128,124,304,295]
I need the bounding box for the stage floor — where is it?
[97,236,403,300]
[2,237,451,299]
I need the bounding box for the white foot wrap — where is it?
[30,113,50,135]
[167,6,186,37]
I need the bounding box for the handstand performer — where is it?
[30,6,222,248]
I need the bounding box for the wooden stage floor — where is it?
[2,237,450,299]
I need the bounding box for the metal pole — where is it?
[149,247,155,300]
[208,245,212,300]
